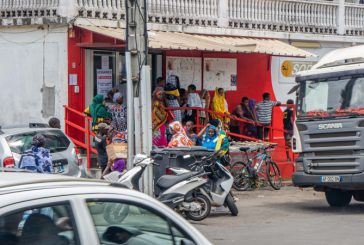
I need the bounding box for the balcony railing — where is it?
[345,2,364,35]
[1,0,364,37]
[0,0,59,18]
[228,0,338,34]
[147,0,219,26]
[76,0,125,20]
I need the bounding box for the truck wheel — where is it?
[325,189,352,207]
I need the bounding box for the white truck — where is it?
[292,45,364,207]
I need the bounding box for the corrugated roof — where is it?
[75,23,314,57]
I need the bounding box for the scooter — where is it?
[104,154,212,221]
[169,151,238,216]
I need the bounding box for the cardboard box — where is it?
[107,143,128,160]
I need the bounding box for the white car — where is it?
[0,126,85,177]
[0,172,211,245]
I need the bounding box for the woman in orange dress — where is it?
[167,121,194,148]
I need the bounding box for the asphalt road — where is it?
[193,186,364,245]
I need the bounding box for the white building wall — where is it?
[0,25,68,127]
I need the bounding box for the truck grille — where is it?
[304,131,363,174]
[309,131,357,139]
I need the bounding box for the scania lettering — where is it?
[292,45,364,207]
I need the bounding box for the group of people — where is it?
[152,75,294,152]
[84,89,128,177]
[84,89,127,134]
[85,77,295,171]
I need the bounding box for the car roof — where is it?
[0,172,112,190]
[0,127,62,137]
[0,173,212,245]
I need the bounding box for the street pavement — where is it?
[192,186,364,245]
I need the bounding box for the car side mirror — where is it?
[180,239,196,245]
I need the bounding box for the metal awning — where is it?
[75,23,314,57]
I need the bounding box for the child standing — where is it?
[283,99,294,161]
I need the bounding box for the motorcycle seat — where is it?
[157,172,200,190]
[239,147,250,152]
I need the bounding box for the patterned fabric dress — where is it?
[108,104,127,132]
[168,121,194,148]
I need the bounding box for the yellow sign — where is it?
[281,61,293,77]
[281,60,316,77]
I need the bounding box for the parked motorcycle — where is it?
[104,154,211,221]
[169,150,239,216]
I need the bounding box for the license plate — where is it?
[53,162,65,174]
[321,176,341,183]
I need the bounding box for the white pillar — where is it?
[217,0,229,27]
[140,65,153,196]
[337,0,345,35]
[125,52,135,169]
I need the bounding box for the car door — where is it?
[0,195,99,245]
[76,193,205,245]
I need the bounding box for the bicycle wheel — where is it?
[266,161,282,190]
[230,162,250,191]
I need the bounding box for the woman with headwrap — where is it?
[152,88,168,147]
[107,92,127,132]
[168,121,194,148]
[198,124,218,150]
[19,134,53,173]
[165,83,183,123]
[84,94,111,132]
[212,88,230,127]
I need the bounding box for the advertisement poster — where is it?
[97,69,113,96]
[203,58,237,91]
[166,56,202,90]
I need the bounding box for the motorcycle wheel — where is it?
[184,193,211,221]
[225,192,239,216]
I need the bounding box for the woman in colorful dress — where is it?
[107,92,127,132]
[167,121,194,148]
[152,88,168,147]
[84,94,111,133]
[212,87,230,130]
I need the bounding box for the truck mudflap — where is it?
[293,172,364,190]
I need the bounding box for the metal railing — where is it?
[63,103,295,171]
[64,105,96,170]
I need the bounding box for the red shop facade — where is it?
[66,25,310,177]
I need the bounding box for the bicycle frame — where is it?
[243,149,272,178]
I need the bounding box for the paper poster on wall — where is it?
[69,74,77,85]
[166,56,202,90]
[96,69,113,97]
[204,58,237,91]
[101,56,109,69]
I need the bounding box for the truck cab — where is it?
[292,45,364,207]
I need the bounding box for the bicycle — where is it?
[229,145,282,191]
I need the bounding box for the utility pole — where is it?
[125,0,153,195]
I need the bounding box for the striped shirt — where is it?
[256,100,280,124]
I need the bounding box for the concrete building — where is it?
[1,0,364,176]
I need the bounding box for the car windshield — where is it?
[297,76,364,119]
[6,130,70,154]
